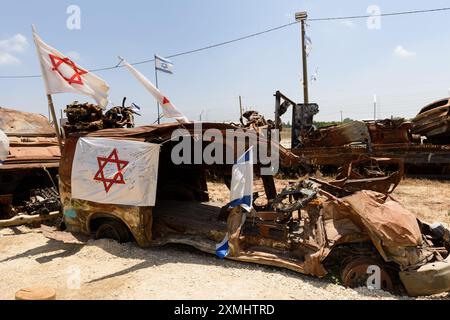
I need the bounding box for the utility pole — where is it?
[373,94,377,121]
[295,11,309,105]
[340,110,343,123]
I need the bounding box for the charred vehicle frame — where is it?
[58,123,450,297]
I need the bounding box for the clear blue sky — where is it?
[1,0,450,125]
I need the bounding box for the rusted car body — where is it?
[301,120,370,147]
[412,97,450,145]
[59,123,450,297]
[301,119,419,148]
[0,107,61,220]
[326,156,404,194]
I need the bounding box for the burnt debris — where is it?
[63,98,140,134]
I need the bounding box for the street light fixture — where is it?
[295,11,308,21]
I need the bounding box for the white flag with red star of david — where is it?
[71,138,160,206]
[32,27,110,108]
[123,60,189,123]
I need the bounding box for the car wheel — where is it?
[341,256,395,293]
[95,219,131,243]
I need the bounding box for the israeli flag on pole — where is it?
[215,147,253,259]
[229,147,254,212]
[305,34,312,57]
[155,55,174,74]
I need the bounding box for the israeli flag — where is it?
[155,55,174,74]
[305,34,312,57]
[229,147,254,212]
[215,147,254,259]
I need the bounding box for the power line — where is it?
[0,21,297,79]
[308,7,450,21]
[1,6,450,79]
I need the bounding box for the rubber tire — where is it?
[340,257,395,293]
[95,219,131,243]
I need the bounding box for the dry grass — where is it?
[280,128,291,148]
[280,128,291,141]
[392,178,450,226]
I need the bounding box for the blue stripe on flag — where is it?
[155,55,172,64]
[229,195,252,209]
[243,149,250,162]
[236,148,251,164]
[156,66,173,74]
[215,234,229,259]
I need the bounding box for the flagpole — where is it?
[47,94,63,150]
[31,25,63,151]
[154,55,160,125]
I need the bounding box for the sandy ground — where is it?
[0,178,449,300]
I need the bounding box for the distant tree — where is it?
[313,118,355,128]
[313,121,339,128]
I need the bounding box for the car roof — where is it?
[0,107,56,137]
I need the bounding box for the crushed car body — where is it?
[326,156,404,194]
[58,122,450,297]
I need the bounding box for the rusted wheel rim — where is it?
[96,224,121,242]
[341,257,394,293]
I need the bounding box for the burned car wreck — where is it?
[0,107,61,226]
[57,122,450,297]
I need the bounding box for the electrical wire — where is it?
[308,7,450,21]
[1,7,450,79]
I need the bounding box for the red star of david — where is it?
[49,53,88,85]
[162,97,170,105]
[93,148,129,193]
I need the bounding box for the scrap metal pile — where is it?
[270,91,450,178]
[64,102,103,133]
[20,187,61,216]
[240,110,275,130]
[63,98,140,134]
